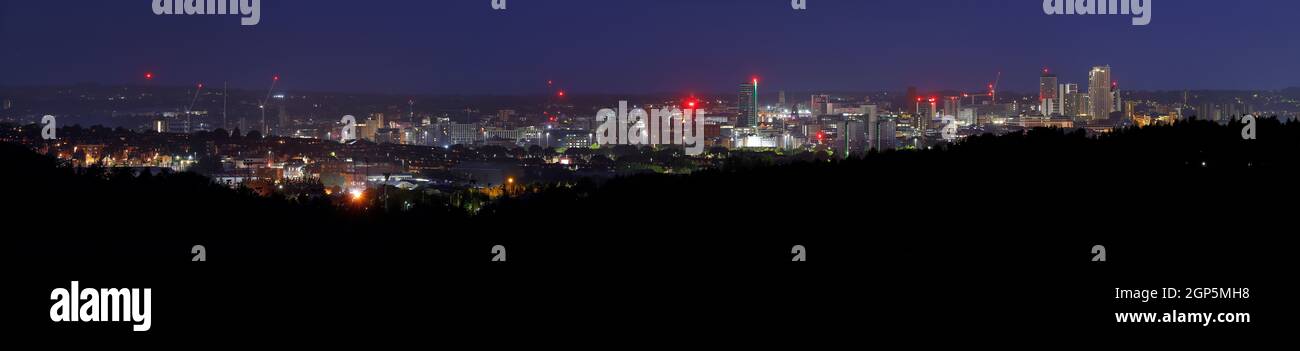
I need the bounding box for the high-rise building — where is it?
[842,119,865,157]
[153,117,169,133]
[915,97,936,130]
[1060,83,1081,117]
[943,96,961,117]
[864,105,880,151]
[1078,95,1092,119]
[1198,103,1218,122]
[738,80,758,128]
[1040,69,1059,115]
[1112,84,1123,116]
[358,113,385,142]
[810,94,829,116]
[778,90,786,108]
[874,115,897,151]
[1088,65,1114,120]
[278,102,289,133]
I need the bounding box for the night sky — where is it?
[2,0,1297,95]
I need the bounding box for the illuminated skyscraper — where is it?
[842,119,864,157]
[873,114,896,151]
[863,105,882,150]
[738,80,758,128]
[1040,68,1059,115]
[1112,83,1123,116]
[1060,83,1081,117]
[916,97,936,130]
[1088,65,1114,120]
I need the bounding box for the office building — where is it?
[1040,69,1059,115]
[1088,65,1115,120]
[738,80,758,128]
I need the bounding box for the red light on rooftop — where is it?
[144,72,154,80]
[273,75,280,81]
[557,90,566,97]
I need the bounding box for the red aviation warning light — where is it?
[144,72,154,80]
[684,94,699,109]
[557,90,565,97]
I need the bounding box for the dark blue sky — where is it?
[2,0,1297,95]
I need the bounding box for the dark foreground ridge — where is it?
[4,119,1294,343]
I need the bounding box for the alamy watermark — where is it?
[340,115,358,143]
[491,1,809,11]
[595,101,706,156]
[1240,115,1257,140]
[41,115,57,140]
[1043,0,1152,26]
[50,281,152,332]
[153,0,261,26]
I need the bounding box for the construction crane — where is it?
[179,83,204,134]
[187,83,204,113]
[260,75,279,136]
[222,82,228,131]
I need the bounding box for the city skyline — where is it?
[3,1,1299,95]
[3,1,1288,341]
